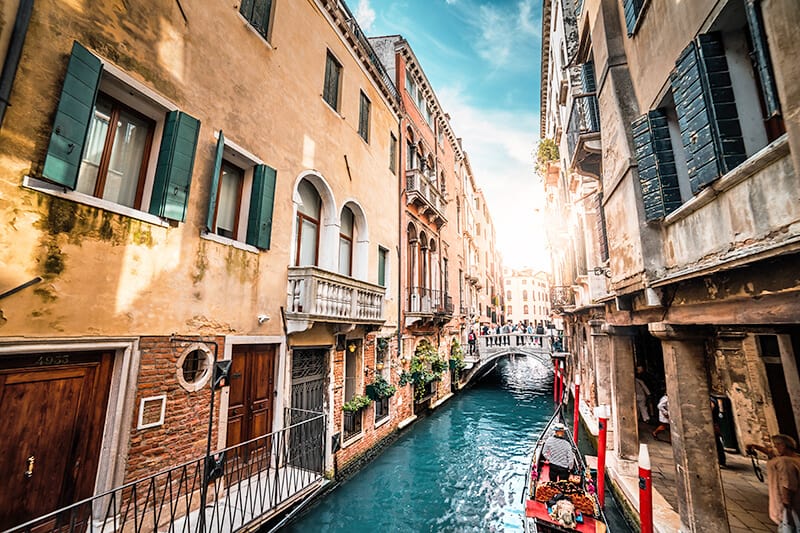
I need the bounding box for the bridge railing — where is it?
[464,334,571,363]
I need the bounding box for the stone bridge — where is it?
[460,334,558,385]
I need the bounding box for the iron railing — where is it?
[406,287,453,315]
[6,410,326,533]
[566,95,600,165]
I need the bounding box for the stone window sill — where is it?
[201,231,260,254]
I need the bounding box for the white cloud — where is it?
[437,86,549,270]
[355,0,376,32]
[458,0,541,70]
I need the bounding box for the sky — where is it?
[353,0,548,272]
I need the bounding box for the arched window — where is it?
[524,305,529,315]
[523,290,529,301]
[295,179,321,266]
[506,290,512,300]
[338,206,354,276]
[419,230,428,291]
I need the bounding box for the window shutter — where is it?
[206,131,225,232]
[246,164,277,250]
[623,0,645,36]
[744,0,780,118]
[595,192,609,262]
[670,34,746,194]
[42,42,102,188]
[631,110,682,221]
[149,111,201,222]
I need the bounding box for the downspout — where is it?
[397,115,403,362]
[0,0,34,130]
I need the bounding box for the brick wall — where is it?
[125,336,222,483]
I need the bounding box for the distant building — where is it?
[503,268,551,326]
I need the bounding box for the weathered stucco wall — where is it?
[0,0,399,337]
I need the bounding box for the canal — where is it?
[284,356,635,532]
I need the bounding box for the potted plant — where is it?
[399,340,446,401]
[342,394,371,412]
[365,374,397,400]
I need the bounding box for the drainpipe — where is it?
[396,114,403,362]
[0,0,34,130]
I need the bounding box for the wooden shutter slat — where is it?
[149,111,201,222]
[206,132,225,232]
[43,42,103,188]
[246,164,277,250]
[745,0,780,117]
[631,110,682,221]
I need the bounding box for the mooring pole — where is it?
[573,375,581,444]
[639,443,653,533]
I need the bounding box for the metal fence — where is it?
[6,410,326,533]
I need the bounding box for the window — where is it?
[405,69,417,97]
[522,279,527,285]
[622,0,648,37]
[507,305,513,315]
[211,161,243,239]
[389,133,397,173]
[523,290,529,301]
[505,279,511,285]
[239,0,273,40]
[295,179,321,265]
[632,3,784,220]
[358,91,370,142]
[343,341,363,439]
[506,290,512,300]
[524,305,529,315]
[378,246,388,287]
[323,51,342,111]
[205,132,277,249]
[77,94,154,209]
[41,42,201,223]
[339,207,354,276]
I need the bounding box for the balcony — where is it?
[405,287,454,325]
[286,266,385,334]
[550,285,576,311]
[566,94,601,179]
[406,169,447,227]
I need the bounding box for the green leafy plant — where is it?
[365,374,397,400]
[342,394,371,412]
[535,138,560,174]
[399,340,445,400]
[376,336,390,354]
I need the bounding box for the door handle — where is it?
[25,455,35,478]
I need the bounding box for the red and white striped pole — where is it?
[639,443,653,533]
[573,375,581,444]
[596,405,609,508]
[557,361,563,405]
[553,359,558,403]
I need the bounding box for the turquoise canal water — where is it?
[285,356,634,532]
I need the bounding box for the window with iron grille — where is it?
[374,396,389,423]
[323,52,342,111]
[358,91,370,142]
[239,0,273,40]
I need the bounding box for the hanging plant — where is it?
[365,374,397,400]
[342,394,372,412]
[450,339,466,373]
[376,336,390,354]
[399,340,445,400]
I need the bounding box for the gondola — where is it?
[522,408,608,532]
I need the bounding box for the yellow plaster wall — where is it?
[0,0,399,337]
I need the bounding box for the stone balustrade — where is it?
[286,266,385,333]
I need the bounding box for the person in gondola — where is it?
[543,423,576,482]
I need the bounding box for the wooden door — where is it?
[226,345,276,449]
[0,351,113,530]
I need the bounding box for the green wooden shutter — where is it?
[246,164,277,250]
[378,248,387,287]
[744,0,780,118]
[42,42,102,188]
[149,111,201,222]
[670,34,747,194]
[632,110,682,221]
[206,132,225,232]
[595,192,609,262]
[623,0,645,36]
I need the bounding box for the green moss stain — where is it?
[44,246,65,275]
[47,198,77,234]
[193,242,209,284]
[34,286,57,303]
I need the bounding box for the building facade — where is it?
[541,0,800,530]
[504,268,551,327]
